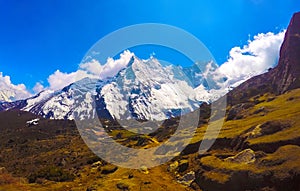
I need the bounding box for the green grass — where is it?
[189,89,300,146]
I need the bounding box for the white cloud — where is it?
[33,82,45,94]
[45,50,134,91]
[79,50,134,79]
[44,50,134,91]
[212,30,286,88]
[47,70,97,91]
[99,50,134,79]
[0,72,32,101]
[79,59,102,76]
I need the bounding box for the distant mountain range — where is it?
[0,56,226,121]
[2,12,299,122]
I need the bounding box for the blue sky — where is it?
[0,0,299,93]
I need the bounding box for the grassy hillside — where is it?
[1,88,300,190]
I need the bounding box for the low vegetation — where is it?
[1,88,300,190]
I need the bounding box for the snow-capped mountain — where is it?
[0,56,225,121]
[100,56,201,121]
[21,78,105,120]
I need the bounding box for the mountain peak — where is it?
[126,55,136,67]
[271,12,300,94]
[288,12,300,34]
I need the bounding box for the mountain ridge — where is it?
[2,12,298,120]
[0,56,221,121]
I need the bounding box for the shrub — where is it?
[28,166,74,183]
[0,173,18,185]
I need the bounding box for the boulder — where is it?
[224,149,255,164]
[91,161,102,168]
[139,165,149,174]
[177,171,195,186]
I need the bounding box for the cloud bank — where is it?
[80,50,134,79]
[33,82,45,94]
[47,70,96,91]
[46,50,134,91]
[0,72,32,101]
[214,30,286,88]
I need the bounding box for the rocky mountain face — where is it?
[227,12,300,105]
[271,12,300,94]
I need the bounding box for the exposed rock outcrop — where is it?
[224,149,255,164]
[272,12,300,93]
